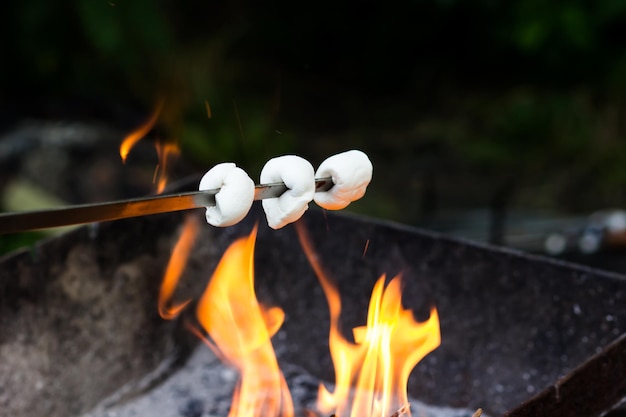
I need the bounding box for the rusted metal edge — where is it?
[504,332,626,417]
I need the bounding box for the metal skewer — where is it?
[0,177,333,234]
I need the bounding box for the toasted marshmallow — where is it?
[260,155,315,229]
[199,163,255,227]
[314,150,372,210]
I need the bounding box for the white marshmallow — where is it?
[199,163,255,227]
[314,150,372,210]
[260,155,315,229]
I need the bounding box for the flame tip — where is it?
[119,100,179,193]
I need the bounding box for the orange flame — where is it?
[154,140,181,194]
[158,215,198,319]
[119,99,180,194]
[159,218,441,417]
[296,222,441,417]
[120,99,164,163]
[196,226,294,417]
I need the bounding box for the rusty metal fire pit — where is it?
[1,199,626,417]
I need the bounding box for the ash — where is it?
[81,347,485,417]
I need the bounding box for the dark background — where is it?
[3,0,626,264]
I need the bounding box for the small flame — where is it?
[296,223,441,417]
[154,140,181,194]
[119,99,180,194]
[196,226,294,417]
[158,215,198,319]
[120,99,164,163]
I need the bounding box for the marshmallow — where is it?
[314,150,372,210]
[199,163,255,227]
[260,155,315,229]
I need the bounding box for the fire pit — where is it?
[1,199,626,416]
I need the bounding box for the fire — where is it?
[158,215,198,319]
[296,222,441,417]
[120,99,180,194]
[154,140,181,194]
[195,225,294,417]
[326,276,440,417]
[159,221,440,417]
[120,100,164,163]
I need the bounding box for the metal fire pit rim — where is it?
[325,208,626,283]
[504,332,626,417]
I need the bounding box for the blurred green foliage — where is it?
[2,0,626,220]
